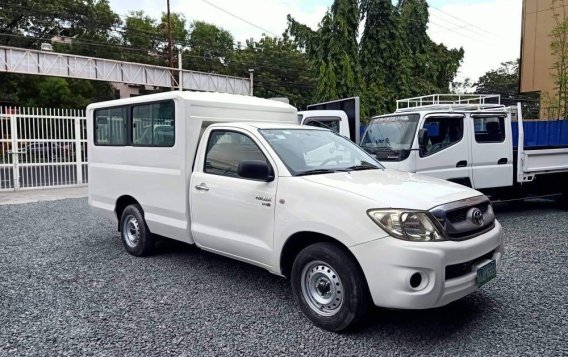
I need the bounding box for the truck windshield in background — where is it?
[303,117,341,133]
[260,129,382,176]
[360,114,420,161]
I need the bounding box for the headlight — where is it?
[367,209,444,242]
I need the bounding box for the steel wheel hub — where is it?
[123,215,140,248]
[301,260,344,316]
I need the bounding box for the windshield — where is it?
[361,114,420,151]
[260,129,383,176]
[304,117,341,133]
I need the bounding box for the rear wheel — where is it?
[291,242,370,332]
[119,204,154,256]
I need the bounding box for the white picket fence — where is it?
[0,107,87,191]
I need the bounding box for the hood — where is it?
[378,161,410,171]
[301,169,482,210]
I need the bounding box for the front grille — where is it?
[445,250,495,280]
[446,222,495,241]
[446,201,490,223]
[430,197,495,241]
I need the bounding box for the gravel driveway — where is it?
[0,198,566,356]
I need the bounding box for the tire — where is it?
[119,204,155,256]
[291,242,370,332]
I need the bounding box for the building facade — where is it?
[520,0,568,118]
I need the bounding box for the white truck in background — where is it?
[361,94,568,205]
[88,91,503,332]
[298,97,361,144]
[297,109,350,138]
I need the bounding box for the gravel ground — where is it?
[0,198,566,356]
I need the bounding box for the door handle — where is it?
[498,158,507,165]
[195,183,209,192]
[456,160,467,168]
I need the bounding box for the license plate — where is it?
[477,260,497,287]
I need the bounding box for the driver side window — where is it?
[204,130,269,179]
[421,117,463,157]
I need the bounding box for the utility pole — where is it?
[248,69,254,96]
[178,49,183,91]
[166,0,174,69]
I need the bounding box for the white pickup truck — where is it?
[361,94,568,205]
[87,92,504,331]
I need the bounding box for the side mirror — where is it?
[238,160,274,182]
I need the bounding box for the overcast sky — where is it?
[108,0,521,83]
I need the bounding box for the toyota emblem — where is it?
[471,208,484,226]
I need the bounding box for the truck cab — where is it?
[361,95,512,189]
[361,94,568,201]
[297,110,350,139]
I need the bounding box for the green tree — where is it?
[476,59,540,118]
[230,36,317,108]
[123,11,159,50]
[398,0,464,96]
[185,21,235,73]
[288,0,361,104]
[287,0,464,118]
[398,0,432,95]
[360,0,409,113]
[0,0,120,53]
[157,12,189,49]
[0,0,119,107]
[0,75,114,108]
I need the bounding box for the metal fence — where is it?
[0,107,87,191]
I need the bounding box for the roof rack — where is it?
[396,94,504,112]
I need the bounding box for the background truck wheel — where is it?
[291,242,370,332]
[119,204,155,256]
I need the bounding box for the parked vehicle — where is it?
[22,142,74,161]
[87,92,504,331]
[297,110,350,138]
[361,94,568,205]
[301,97,361,144]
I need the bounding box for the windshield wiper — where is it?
[361,146,393,155]
[339,164,380,172]
[363,146,393,152]
[296,169,338,176]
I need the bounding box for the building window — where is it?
[94,107,126,146]
[132,101,175,147]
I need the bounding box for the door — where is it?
[415,114,473,186]
[469,113,513,189]
[190,129,277,267]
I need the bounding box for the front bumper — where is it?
[351,220,504,309]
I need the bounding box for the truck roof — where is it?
[86,91,297,113]
[209,122,322,130]
[372,107,509,119]
[297,110,348,118]
[389,93,508,116]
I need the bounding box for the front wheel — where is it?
[291,242,370,332]
[119,204,155,256]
